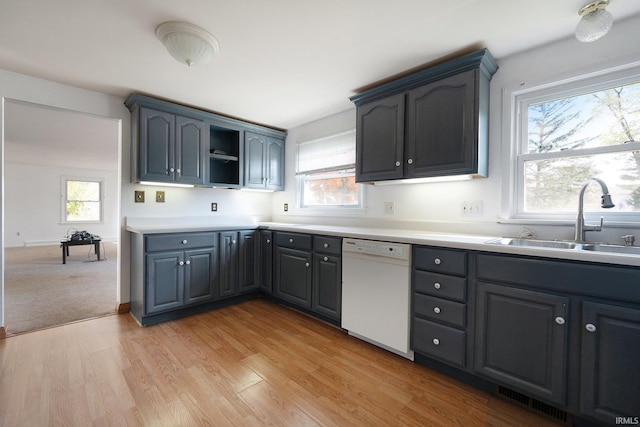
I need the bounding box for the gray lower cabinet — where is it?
[580,301,640,422]
[260,230,273,293]
[219,231,239,298]
[274,232,341,321]
[219,230,259,298]
[475,282,569,406]
[239,230,259,293]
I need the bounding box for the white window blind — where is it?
[297,129,356,174]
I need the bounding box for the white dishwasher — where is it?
[341,238,414,360]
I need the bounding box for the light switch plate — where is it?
[135,190,145,203]
[156,191,165,203]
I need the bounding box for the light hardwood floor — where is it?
[0,299,562,426]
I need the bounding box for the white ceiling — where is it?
[1,0,639,132]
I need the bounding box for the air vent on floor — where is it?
[496,385,570,425]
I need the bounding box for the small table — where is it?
[60,238,101,264]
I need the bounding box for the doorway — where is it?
[3,100,120,334]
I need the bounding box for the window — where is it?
[512,69,640,220]
[63,178,103,222]
[296,129,361,208]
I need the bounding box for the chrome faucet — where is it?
[574,178,615,242]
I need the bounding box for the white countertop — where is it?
[125,220,640,267]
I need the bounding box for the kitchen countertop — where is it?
[125,220,640,267]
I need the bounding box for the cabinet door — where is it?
[139,107,174,182]
[266,137,285,190]
[406,70,477,178]
[580,302,640,423]
[175,115,206,185]
[219,231,239,298]
[275,247,312,308]
[312,253,341,320]
[475,282,569,406]
[184,247,217,305]
[355,93,405,182]
[244,132,266,188]
[260,231,273,294]
[146,251,183,314]
[239,230,259,293]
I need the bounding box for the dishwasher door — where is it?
[341,239,413,360]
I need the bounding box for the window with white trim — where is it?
[296,129,361,208]
[512,69,640,220]
[63,178,103,222]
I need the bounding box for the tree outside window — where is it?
[65,179,102,222]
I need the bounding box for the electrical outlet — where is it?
[211,202,217,212]
[135,190,145,203]
[284,203,289,212]
[156,191,165,203]
[461,200,483,217]
[384,201,395,215]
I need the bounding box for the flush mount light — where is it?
[156,21,220,67]
[575,0,614,42]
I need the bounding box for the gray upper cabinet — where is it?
[350,49,497,183]
[244,132,285,190]
[126,94,286,189]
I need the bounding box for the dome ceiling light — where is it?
[575,0,614,42]
[156,21,220,67]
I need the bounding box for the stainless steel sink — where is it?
[485,238,578,249]
[579,243,640,255]
[486,238,640,255]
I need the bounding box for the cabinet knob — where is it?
[185,260,191,265]
[232,240,236,245]
[433,307,441,314]
[289,238,294,243]
[432,338,440,346]
[395,161,400,167]
[323,256,329,262]
[407,159,413,165]
[585,323,597,333]
[169,167,175,173]
[181,240,188,244]
[179,261,184,266]
[176,168,181,174]
[266,239,271,244]
[555,316,565,325]
[434,258,441,265]
[323,243,329,248]
[433,282,441,290]
[305,262,310,267]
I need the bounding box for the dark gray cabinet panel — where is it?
[139,107,174,182]
[312,253,341,320]
[244,132,285,190]
[175,115,205,184]
[260,230,273,293]
[146,251,184,314]
[580,302,640,423]
[413,317,466,367]
[239,230,259,293]
[266,137,285,190]
[275,247,312,308]
[475,282,568,406]
[355,93,405,182]
[184,249,217,305]
[219,231,239,298]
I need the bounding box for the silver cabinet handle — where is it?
[432,338,440,346]
[323,243,329,248]
[185,260,190,265]
[305,262,310,267]
[395,161,400,167]
[323,256,329,262]
[266,239,271,244]
[289,238,294,243]
[181,240,188,244]
[169,167,175,172]
[433,307,441,314]
[434,258,441,265]
[434,282,441,290]
[585,323,597,332]
[176,168,181,174]
[179,261,184,266]
[555,316,565,325]
[407,159,413,164]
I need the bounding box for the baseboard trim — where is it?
[117,302,131,314]
[0,325,6,340]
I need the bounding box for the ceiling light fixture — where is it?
[575,0,613,42]
[156,21,220,67]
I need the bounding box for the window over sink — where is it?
[507,63,640,222]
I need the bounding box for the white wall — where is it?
[273,13,640,243]
[4,163,119,247]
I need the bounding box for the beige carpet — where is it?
[4,242,117,334]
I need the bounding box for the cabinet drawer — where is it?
[414,271,466,302]
[413,318,466,367]
[414,294,466,328]
[414,247,467,276]
[313,236,342,255]
[146,232,217,252]
[276,232,312,251]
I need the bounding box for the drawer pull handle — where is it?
[585,323,597,333]
[323,256,329,262]
[323,243,329,248]
[433,307,441,314]
[555,316,565,325]
[434,282,441,290]
[289,238,294,243]
[432,338,440,346]
[181,240,188,244]
[434,258,441,265]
